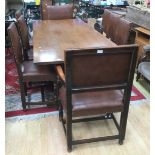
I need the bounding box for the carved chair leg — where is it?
[20,82,27,111]
[24,82,28,96]
[59,103,63,122]
[41,86,45,102]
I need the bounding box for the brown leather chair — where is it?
[46,4,74,20]
[17,15,33,61]
[56,45,138,152]
[102,9,135,45]
[8,22,58,111]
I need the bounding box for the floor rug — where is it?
[5,48,146,118]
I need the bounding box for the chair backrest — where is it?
[102,9,111,35]
[17,15,30,50]
[103,10,135,45]
[41,0,53,20]
[15,10,22,20]
[7,22,23,65]
[111,18,133,45]
[103,9,121,39]
[65,45,138,92]
[46,4,74,20]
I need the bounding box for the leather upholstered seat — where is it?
[22,61,56,82]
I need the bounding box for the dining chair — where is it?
[8,22,58,111]
[17,15,33,61]
[102,9,136,45]
[56,45,138,152]
[46,4,74,20]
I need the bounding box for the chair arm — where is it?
[55,65,65,83]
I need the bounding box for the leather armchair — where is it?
[56,45,138,152]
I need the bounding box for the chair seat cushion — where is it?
[59,87,124,117]
[22,61,56,82]
[72,90,124,117]
[138,62,150,80]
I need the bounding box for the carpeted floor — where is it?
[5,48,149,118]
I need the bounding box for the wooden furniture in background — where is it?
[134,27,150,60]
[33,19,117,65]
[136,45,150,82]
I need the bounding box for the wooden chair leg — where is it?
[41,86,45,102]
[20,82,27,111]
[67,117,72,152]
[136,72,141,81]
[24,82,28,96]
[54,80,61,110]
[59,103,63,121]
[23,49,29,61]
[119,107,129,145]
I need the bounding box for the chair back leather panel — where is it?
[112,18,132,45]
[65,45,138,89]
[103,10,134,45]
[17,15,30,50]
[103,9,121,39]
[7,22,23,64]
[102,9,112,37]
[47,4,74,20]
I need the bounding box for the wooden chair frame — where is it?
[56,45,138,152]
[8,22,58,111]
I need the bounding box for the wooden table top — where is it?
[33,19,117,65]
